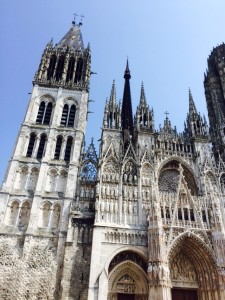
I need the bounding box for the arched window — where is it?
[36,101,53,125]
[7,201,19,225]
[60,104,69,126]
[64,136,73,162]
[43,102,52,125]
[19,166,28,189]
[66,57,75,82]
[46,169,57,192]
[27,168,39,191]
[51,204,61,229]
[36,101,45,124]
[57,170,68,193]
[74,58,83,83]
[55,55,65,81]
[41,202,51,227]
[60,104,76,127]
[47,54,57,80]
[54,136,63,159]
[68,105,76,127]
[18,202,31,231]
[26,133,36,157]
[37,133,47,159]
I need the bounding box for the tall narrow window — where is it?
[47,54,57,80]
[54,136,63,159]
[43,102,52,125]
[66,57,75,82]
[18,202,31,231]
[37,134,47,159]
[55,55,65,81]
[8,201,19,225]
[60,104,69,126]
[26,133,36,157]
[41,203,51,227]
[64,136,73,162]
[68,104,76,127]
[74,58,83,83]
[27,168,39,191]
[51,204,61,228]
[36,101,45,124]
[60,104,76,127]
[36,101,53,125]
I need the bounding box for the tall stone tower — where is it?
[204,43,225,160]
[0,21,92,299]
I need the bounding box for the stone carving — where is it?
[170,252,197,282]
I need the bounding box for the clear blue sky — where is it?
[1,1,225,183]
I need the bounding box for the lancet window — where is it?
[40,202,61,229]
[36,101,53,125]
[74,58,83,83]
[60,104,76,127]
[64,136,73,162]
[18,202,31,231]
[47,54,57,80]
[7,201,19,225]
[26,133,36,157]
[66,57,75,82]
[55,55,65,81]
[26,167,39,191]
[37,133,47,159]
[54,135,63,159]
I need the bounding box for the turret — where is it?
[135,82,154,132]
[103,80,121,129]
[185,89,208,139]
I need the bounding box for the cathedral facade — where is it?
[0,22,225,300]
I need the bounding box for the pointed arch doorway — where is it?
[169,234,220,300]
[108,251,148,300]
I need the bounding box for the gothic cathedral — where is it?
[0,21,225,300]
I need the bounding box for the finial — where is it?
[124,58,131,79]
[164,111,169,119]
[140,82,147,105]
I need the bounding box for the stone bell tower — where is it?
[0,21,91,299]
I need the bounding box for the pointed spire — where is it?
[124,59,131,80]
[58,21,84,50]
[140,82,147,106]
[188,88,197,116]
[109,80,116,106]
[121,59,133,140]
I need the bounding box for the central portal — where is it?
[172,289,198,300]
[118,293,135,300]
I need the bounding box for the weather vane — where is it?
[73,13,85,25]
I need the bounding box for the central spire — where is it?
[121,59,133,143]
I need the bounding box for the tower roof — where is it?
[58,21,84,50]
